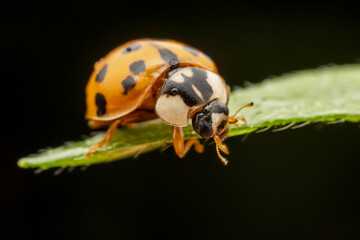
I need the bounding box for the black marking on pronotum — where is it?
[122,43,141,54]
[122,75,136,94]
[157,48,179,67]
[95,93,107,116]
[162,80,200,106]
[183,46,199,56]
[95,64,108,83]
[129,60,146,75]
[184,68,213,101]
[161,68,214,107]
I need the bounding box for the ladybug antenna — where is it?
[230,102,254,122]
[213,102,253,165]
[218,102,254,138]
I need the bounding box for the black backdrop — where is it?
[2,2,360,239]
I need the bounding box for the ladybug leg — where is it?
[86,110,157,157]
[172,126,204,158]
[213,135,229,165]
[87,119,123,157]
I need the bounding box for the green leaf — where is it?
[18,64,360,169]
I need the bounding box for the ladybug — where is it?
[85,39,253,164]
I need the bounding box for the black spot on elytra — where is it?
[183,46,199,56]
[157,48,179,67]
[122,75,136,94]
[122,43,141,54]
[95,93,107,116]
[161,68,213,106]
[95,64,108,83]
[203,53,213,62]
[129,60,146,75]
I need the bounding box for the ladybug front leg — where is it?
[86,119,123,157]
[172,126,204,158]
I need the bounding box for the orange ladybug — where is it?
[85,39,253,164]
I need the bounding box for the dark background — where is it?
[2,2,360,239]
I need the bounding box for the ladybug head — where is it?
[192,100,229,139]
[192,100,253,165]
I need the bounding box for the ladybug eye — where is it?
[192,111,214,139]
[200,124,213,139]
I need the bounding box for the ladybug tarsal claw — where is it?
[86,145,99,158]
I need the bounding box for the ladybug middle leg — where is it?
[87,118,122,157]
[172,126,204,158]
[86,110,157,157]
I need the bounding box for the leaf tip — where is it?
[17,158,29,168]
